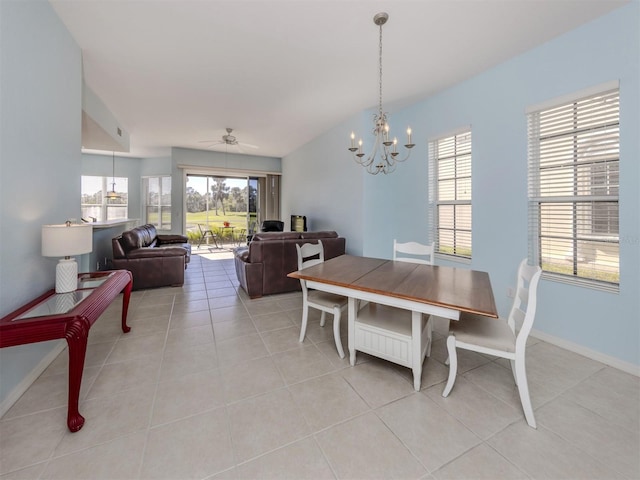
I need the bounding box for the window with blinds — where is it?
[143,176,172,230]
[527,86,619,291]
[428,130,472,259]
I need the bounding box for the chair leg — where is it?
[509,359,518,385]
[299,306,309,343]
[514,356,536,428]
[319,311,326,327]
[442,335,458,397]
[425,315,433,357]
[332,307,345,358]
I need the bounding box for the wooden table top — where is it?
[288,254,498,318]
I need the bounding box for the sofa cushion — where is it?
[121,230,143,251]
[252,232,301,241]
[300,231,338,239]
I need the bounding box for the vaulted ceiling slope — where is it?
[50,0,627,159]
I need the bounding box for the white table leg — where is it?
[411,310,422,391]
[348,297,357,366]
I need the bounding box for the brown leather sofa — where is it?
[112,224,192,290]
[234,231,346,298]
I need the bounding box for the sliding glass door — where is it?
[186,174,259,243]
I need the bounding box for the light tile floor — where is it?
[1,253,639,479]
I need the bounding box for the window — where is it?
[81,176,128,222]
[428,129,472,259]
[143,176,171,230]
[527,85,619,290]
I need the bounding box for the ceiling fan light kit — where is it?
[199,128,258,152]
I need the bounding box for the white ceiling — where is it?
[49,0,627,159]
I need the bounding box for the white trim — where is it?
[435,253,472,265]
[542,272,619,294]
[0,342,66,418]
[427,125,472,143]
[525,80,620,113]
[177,164,281,177]
[531,329,638,377]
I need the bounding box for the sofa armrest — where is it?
[234,252,264,298]
[157,234,188,244]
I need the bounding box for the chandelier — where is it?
[348,12,414,175]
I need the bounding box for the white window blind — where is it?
[527,87,619,291]
[143,176,172,230]
[428,130,472,259]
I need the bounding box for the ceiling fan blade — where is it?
[198,139,218,144]
[240,143,259,149]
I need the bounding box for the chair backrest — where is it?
[296,240,325,270]
[393,239,434,265]
[197,224,207,234]
[509,259,542,350]
[296,240,325,297]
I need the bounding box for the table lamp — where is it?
[42,221,93,293]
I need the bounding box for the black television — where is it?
[291,215,307,232]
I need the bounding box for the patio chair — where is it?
[235,228,247,246]
[197,224,218,248]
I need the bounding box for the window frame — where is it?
[527,82,620,292]
[428,127,473,262]
[81,175,129,222]
[142,176,172,230]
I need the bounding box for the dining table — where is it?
[288,254,498,390]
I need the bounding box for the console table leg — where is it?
[65,318,90,432]
[121,275,133,333]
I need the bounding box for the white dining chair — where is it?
[296,240,348,358]
[392,239,435,356]
[442,259,542,428]
[393,239,434,265]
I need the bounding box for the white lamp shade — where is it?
[42,224,93,258]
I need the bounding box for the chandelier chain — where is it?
[378,22,383,117]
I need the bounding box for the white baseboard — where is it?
[531,329,639,377]
[0,341,66,419]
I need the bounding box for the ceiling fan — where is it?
[199,128,258,152]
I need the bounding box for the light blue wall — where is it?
[0,0,82,404]
[282,113,368,255]
[170,147,281,234]
[283,3,639,367]
[140,156,172,177]
[81,153,144,269]
[81,153,143,220]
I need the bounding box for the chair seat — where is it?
[308,289,348,309]
[450,312,516,353]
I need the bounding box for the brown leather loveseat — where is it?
[112,224,192,290]
[234,231,346,298]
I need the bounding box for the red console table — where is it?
[0,270,133,432]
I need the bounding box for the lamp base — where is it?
[56,258,78,293]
